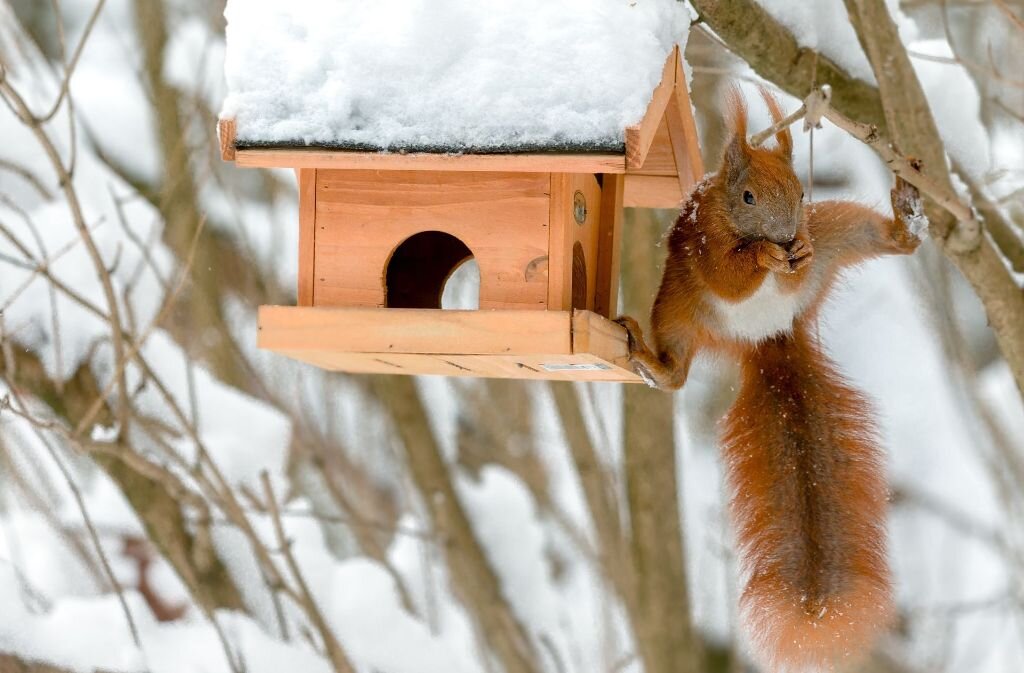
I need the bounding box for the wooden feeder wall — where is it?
[298,170,614,315]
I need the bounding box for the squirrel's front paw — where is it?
[614,316,645,355]
[889,162,928,251]
[786,237,814,271]
[614,317,660,387]
[752,240,793,274]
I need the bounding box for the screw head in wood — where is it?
[573,191,587,225]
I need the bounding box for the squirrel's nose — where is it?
[768,217,799,245]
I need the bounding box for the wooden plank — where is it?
[258,306,572,355]
[571,173,603,311]
[624,46,679,170]
[547,174,574,310]
[626,117,677,177]
[572,310,630,368]
[673,55,706,183]
[623,175,682,209]
[297,169,316,306]
[666,95,698,199]
[595,174,625,316]
[313,170,550,310]
[234,149,626,174]
[257,307,641,382]
[623,55,703,207]
[275,350,640,382]
[218,118,236,162]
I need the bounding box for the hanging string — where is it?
[808,51,819,204]
[809,50,821,344]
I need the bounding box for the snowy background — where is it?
[1,1,1022,672]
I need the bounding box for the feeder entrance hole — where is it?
[385,231,479,310]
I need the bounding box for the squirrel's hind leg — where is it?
[614,316,692,391]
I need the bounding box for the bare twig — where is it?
[35,0,108,124]
[907,49,1024,89]
[0,158,53,199]
[994,0,1024,33]
[619,207,702,673]
[0,432,107,586]
[260,471,357,673]
[72,215,207,439]
[0,390,143,651]
[1,77,133,435]
[955,165,1024,273]
[0,216,106,315]
[548,383,632,598]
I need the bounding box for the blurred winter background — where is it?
[1,1,1022,672]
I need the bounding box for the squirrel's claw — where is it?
[787,237,814,271]
[614,316,661,387]
[614,316,644,355]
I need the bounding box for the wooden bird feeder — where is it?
[219,46,703,381]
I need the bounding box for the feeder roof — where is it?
[221,0,693,154]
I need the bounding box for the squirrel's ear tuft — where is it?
[722,85,750,178]
[758,87,793,161]
[723,133,750,180]
[725,85,748,145]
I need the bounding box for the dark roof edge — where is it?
[234,138,627,155]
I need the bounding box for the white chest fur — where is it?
[712,275,805,342]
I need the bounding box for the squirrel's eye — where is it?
[743,190,755,205]
[801,191,806,201]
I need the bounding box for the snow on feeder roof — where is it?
[220,0,694,153]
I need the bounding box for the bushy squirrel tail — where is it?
[722,323,893,671]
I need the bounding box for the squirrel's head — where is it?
[716,87,804,245]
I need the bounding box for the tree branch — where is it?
[368,375,541,673]
[548,382,633,599]
[620,208,703,673]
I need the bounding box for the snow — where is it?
[327,559,480,673]
[904,189,929,238]
[0,563,334,673]
[755,0,918,84]
[117,333,293,494]
[459,467,557,634]
[221,0,694,152]
[910,39,991,178]
[164,16,228,113]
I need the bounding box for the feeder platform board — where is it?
[258,307,641,382]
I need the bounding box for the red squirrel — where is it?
[616,88,923,671]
